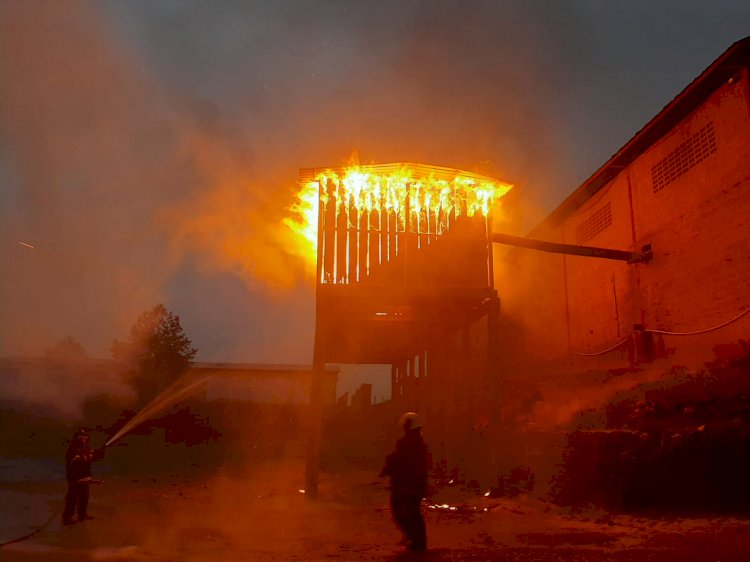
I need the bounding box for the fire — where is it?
[282,180,319,261]
[284,163,513,267]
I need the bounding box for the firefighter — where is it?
[379,412,431,551]
[62,427,105,525]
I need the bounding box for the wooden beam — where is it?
[492,233,652,264]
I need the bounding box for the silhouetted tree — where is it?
[45,335,88,362]
[112,304,197,406]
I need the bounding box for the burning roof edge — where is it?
[299,162,509,186]
[531,35,750,236]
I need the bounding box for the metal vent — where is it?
[575,201,612,245]
[651,122,717,193]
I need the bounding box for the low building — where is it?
[190,362,339,406]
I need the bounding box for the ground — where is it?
[2,456,750,561]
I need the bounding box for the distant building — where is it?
[0,358,339,417]
[190,362,339,406]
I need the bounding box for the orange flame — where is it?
[282,180,319,262]
[284,163,512,267]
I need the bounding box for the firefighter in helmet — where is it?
[62,427,105,525]
[379,412,431,551]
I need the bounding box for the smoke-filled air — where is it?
[1,0,587,362]
[3,1,750,560]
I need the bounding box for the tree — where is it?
[112,304,197,406]
[45,335,88,362]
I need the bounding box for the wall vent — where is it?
[575,201,612,244]
[651,122,717,193]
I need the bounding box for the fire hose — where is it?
[0,474,107,548]
[0,507,60,548]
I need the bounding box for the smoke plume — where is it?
[1,1,587,361]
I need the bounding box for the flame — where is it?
[282,180,319,260]
[283,163,512,267]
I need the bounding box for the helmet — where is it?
[400,412,422,430]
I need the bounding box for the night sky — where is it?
[2,1,749,393]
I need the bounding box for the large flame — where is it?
[284,163,512,267]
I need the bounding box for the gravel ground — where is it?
[2,458,750,561]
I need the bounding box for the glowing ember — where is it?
[284,163,512,267]
[427,503,489,513]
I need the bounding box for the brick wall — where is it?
[496,68,750,373]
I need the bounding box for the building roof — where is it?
[532,35,750,234]
[191,361,340,374]
[299,162,506,185]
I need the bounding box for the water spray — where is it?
[0,371,216,548]
[105,370,215,448]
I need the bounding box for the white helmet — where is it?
[400,411,422,430]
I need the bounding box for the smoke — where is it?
[1,1,182,356]
[157,131,316,290]
[131,0,592,293]
[1,0,590,361]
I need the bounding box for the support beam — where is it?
[305,354,324,500]
[492,233,652,264]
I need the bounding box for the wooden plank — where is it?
[371,209,381,269]
[336,192,348,283]
[379,206,388,270]
[348,196,357,283]
[358,211,368,283]
[388,210,397,264]
[323,179,336,283]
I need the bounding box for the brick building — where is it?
[495,36,750,377]
[485,37,750,506]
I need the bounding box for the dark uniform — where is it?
[62,428,104,525]
[380,413,431,551]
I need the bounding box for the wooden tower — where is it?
[304,163,511,495]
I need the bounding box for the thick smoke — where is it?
[1,2,181,356]
[1,0,590,362]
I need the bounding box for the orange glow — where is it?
[282,180,319,262]
[284,163,512,266]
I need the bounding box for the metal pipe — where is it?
[491,232,652,264]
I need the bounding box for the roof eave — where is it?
[532,35,750,235]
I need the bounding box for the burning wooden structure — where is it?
[302,163,512,495]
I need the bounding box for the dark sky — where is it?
[1,1,749,387]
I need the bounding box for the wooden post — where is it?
[323,179,335,283]
[391,364,398,404]
[388,210,398,262]
[372,208,381,271]
[336,192,348,283]
[408,355,416,406]
[348,196,358,283]
[305,348,324,499]
[404,184,416,285]
[379,206,388,270]
[358,211,368,283]
[486,214,494,289]
[427,205,434,246]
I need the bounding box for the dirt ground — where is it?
[3,456,750,562]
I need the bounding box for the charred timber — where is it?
[492,233,652,264]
